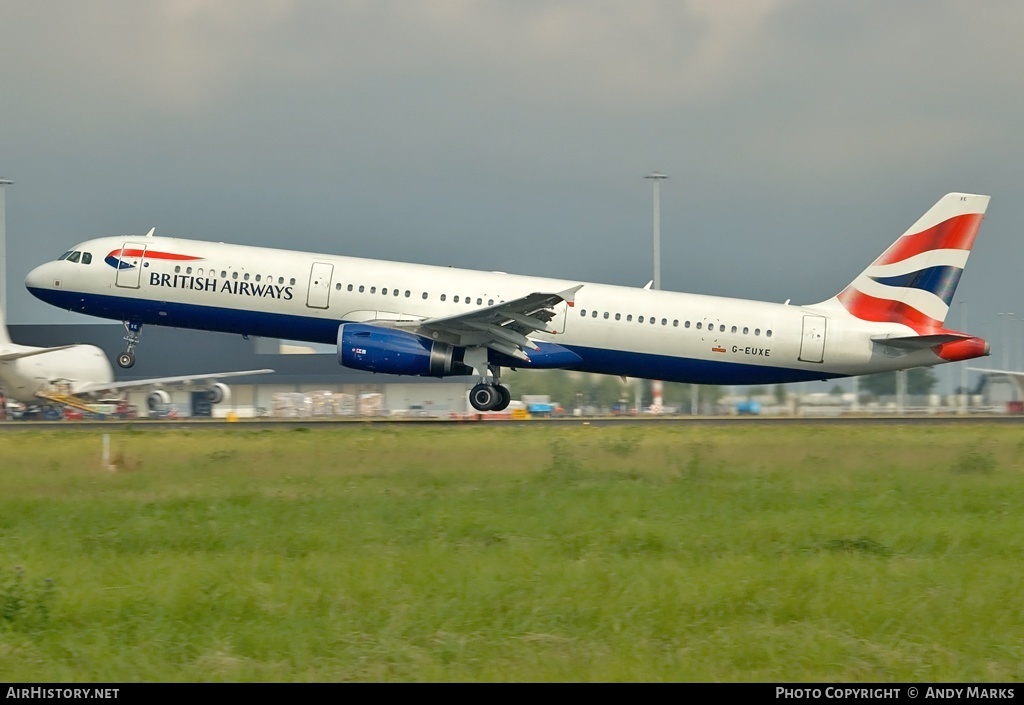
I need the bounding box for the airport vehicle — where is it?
[25,193,992,412]
[0,306,272,412]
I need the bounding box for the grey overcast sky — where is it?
[2,1,1023,367]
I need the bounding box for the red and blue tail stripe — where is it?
[825,194,989,333]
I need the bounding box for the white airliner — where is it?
[24,193,992,412]
[0,305,272,408]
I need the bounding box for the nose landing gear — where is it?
[118,321,142,369]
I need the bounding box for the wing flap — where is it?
[409,284,583,362]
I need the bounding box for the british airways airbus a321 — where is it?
[25,192,991,412]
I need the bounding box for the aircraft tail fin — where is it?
[815,193,990,331]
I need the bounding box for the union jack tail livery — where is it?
[821,193,990,332]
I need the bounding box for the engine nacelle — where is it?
[338,323,472,377]
[147,389,171,411]
[208,382,231,405]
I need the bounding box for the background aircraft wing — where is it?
[395,285,583,361]
[75,368,275,395]
[0,345,79,362]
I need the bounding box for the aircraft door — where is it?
[798,315,827,363]
[306,262,334,309]
[114,243,148,289]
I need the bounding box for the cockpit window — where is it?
[81,252,92,265]
[67,251,81,263]
[58,251,74,261]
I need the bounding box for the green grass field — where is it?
[1,422,1022,682]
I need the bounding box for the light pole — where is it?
[0,177,11,322]
[960,302,968,414]
[644,172,667,291]
[999,312,1014,370]
[645,173,668,413]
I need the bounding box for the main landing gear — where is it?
[118,321,142,369]
[469,361,512,412]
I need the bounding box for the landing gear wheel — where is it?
[117,352,135,369]
[470,383,499,412]
[492,385,511,412]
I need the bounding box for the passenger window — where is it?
[370,287,376,294]
[627,315,633,322]
[359,285,365,293]
[175,265,181,273]
[254,274,260,282]
[405,290,411,297]
[719,325,725,332]
[476,298,482,305]
[82,252,92,265]
[650,317,656,325]
[685,321,690,328]
[743,327,749,334]
[187,267,193,275]
[222,271,228,278]
[754,328,760,336]
[394,289,400,297]
[440,294,446,301]
[731,326,737,333]
[279,277,284,284]
[488,299,494,306]
[592,310,598,318]
[382,288,388,295]
[603,312,609,319]
[348,284,353,291]
[580,309,587,317]
[244,273,250,281]
[290,278,296,285]
[454,295,460,303]
[615,313,621,320]
[422,292,428,299]
[672,320,678,327]
[767,330,773,338]
[638,316,644,323]
[335,283,342,290]
[232,271,238,280]
[696,322,702,330]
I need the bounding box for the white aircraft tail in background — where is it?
[25,192,992,411]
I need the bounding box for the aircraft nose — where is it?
[25,262,58,292]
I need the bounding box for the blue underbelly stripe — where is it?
[27,287,838,385]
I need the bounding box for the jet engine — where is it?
[208,382,231,404]
[147,389,171,411]
[337,324,472,377]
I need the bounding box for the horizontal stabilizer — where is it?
[871,333,966,350]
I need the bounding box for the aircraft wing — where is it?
[395,285,583,362]
[74,368,275,395]
[968,367,1024,378]
[0,345,79,362]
